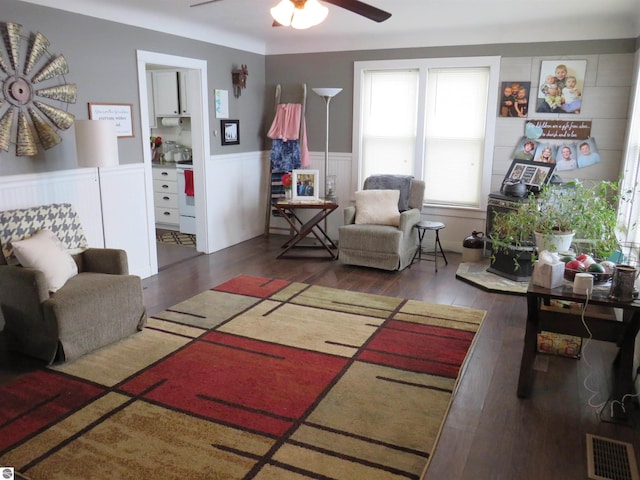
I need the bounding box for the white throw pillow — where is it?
[355,190,401,226]
[12,229,78,292]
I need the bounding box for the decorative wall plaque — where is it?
[526,120,592,140]
[0,22,76,156]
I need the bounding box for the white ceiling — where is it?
[19,0,640,55]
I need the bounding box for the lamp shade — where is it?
[312,87,343,98]
[270,0,295,26]
[271,0,328,29]
[75,119,119,168]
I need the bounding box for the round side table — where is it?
[413,221,448,272]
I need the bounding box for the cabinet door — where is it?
[153,71,179,116]
[178,71,190,115]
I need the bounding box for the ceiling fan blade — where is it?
[322,0,391,22]
[189,0,223,8]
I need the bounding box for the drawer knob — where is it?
[163,196,170,200]
[163,211,170,216]
[162,184,169,189]
[161,171,168,176]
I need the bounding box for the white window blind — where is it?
[361,70,419,180]
[354,57,498,211]
[424,67,489,207]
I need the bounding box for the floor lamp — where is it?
[312,87,342,200]
[75,119,119,247]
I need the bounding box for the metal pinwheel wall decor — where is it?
[0,21,76,156]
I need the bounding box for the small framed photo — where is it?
[292,169,319,201]
[504,159,555,191]
[221,119,239,145]
[499,81,531,118]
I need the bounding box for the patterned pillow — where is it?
[0,203,88,265]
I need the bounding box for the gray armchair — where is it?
[339,176,425,271]
[0,203,147,364]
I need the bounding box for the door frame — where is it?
[136,50,211,275]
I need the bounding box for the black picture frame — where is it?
[504,159,555,191]
[221,119,239,146]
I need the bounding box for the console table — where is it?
[518,281,640,419]
[273,200,338,259]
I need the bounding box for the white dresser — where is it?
[152,165,179,229]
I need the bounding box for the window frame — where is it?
[352,56,500,212]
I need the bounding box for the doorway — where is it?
[136,51,211,275]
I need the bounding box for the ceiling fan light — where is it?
[290,0,328,29]
[270,0,295,27]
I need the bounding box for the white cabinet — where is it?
[153,71,180,116]
[152,166,179,229]
[178,71,190,115]
[152,70,190,117]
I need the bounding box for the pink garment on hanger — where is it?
[267,103,310,167]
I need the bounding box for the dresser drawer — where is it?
[152,167,177,181]
[153,178,177,194]
[154,206,179,225]
[153,191,178,208]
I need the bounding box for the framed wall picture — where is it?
[221,119,239,145]
[504,159,555,191]
[292,169,319,201]
[88,102,134,137]
[215,89,229,118]
[536,60,586,114]
[499,81,531,118]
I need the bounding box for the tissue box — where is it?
[532,260,564,289]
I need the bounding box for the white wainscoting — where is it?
[204,151,268,252]
[0,165,153,279]
[100,164,152,278]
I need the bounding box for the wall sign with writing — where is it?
[88,103,134,138]
[527,120,592,140]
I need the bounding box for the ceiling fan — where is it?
[189,0,392,25]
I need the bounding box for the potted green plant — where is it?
[488,179,626,279]
[487,198,537,280]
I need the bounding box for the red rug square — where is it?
[212,274,290,298]
[0,370,104,451]
[358,319,476,378]
[119,332,348,436]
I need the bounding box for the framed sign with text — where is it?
[88,103,134,138]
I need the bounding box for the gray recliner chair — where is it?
[0,203,147,364]
[339,176,425,271]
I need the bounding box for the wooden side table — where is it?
[518,281,640,420]
[273,200,338,259]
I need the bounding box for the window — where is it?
[361,70,419,180]
[353,57,499,210]
[619,60,640,245]
[424,68,489,206]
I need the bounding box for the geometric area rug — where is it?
[0,275,486,480]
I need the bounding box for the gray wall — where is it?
[1,0,266,176]
[1,1,638,176]
[266,39,638,153]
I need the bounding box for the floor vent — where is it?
[587,434,640,480]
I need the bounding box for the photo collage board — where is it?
[500,60,598,187]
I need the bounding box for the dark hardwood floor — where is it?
[3,234,640,479]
